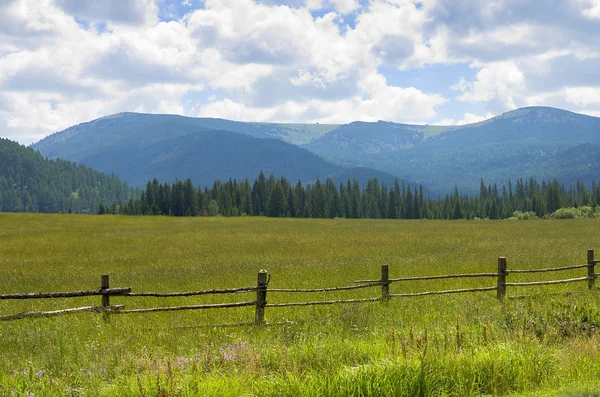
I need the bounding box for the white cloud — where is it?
[290,69,326,88]
[306,0,323,9]
[433,112,495,126]
[523,86,600,117]
[330,0,359,14]
[578,0,600,19]
[54,0,158,25]
[346,0,428,67]
[564,86,600,107]
[198,70,446,124]
[455,61,525,109]
[187,0,353,82]
[1,0,600,145]
[456,112,495,125]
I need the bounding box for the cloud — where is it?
[371,35,415,65]
[85,41,192,84]
[579,0,600,19]
[330,0,359,14]
[564,86,600,107]
[0,66,100,97]
[258,0,308,7]
[457,112,495,125]
[187,0,354,81]
[1,0,600,146]
[433,111,496,126]
[54,0,158,25]
[0,0,83,54]
[198,70,447,124]
[454,61,525,109]
[427,0,582,33]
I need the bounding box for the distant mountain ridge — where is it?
[34,112,339,159]
[302,107,600,192]
[32,113,405,189]
[32,106,600,193]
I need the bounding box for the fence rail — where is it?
[0,305,124,321]
[355,272,498,283]
[268,284,378,293]
[124,286,257,297]
[117,301,256,314]
[0,288,131,300]
[506,264,590,273]
[505,276,596,287]
[1,249,597,324]
[389,286,498,297]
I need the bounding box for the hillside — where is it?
[33,114,403,188]
[304,107,600,192]
[32,107,600,194]
[0,138,137,213]
[33,113,338,159]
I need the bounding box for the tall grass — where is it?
[1,213,600,396]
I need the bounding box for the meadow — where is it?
[1,213,600,396]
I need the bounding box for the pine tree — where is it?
[268,181,287,217]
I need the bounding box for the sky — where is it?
[1,0,600,144]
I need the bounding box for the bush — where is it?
[548,206,600,219]
[508,211,539,220]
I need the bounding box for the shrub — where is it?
[508,211,539,220]
[548,206,600,219]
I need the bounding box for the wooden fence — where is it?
[1,249,598,324]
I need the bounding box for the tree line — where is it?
[107,171,600,219]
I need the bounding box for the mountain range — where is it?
[31,113,405,189]
[302,107,600,192]
[31,106,600,194]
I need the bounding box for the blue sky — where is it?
[1,0,600,144]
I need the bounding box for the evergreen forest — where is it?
[114,171,600,220]
[0,138,137,213]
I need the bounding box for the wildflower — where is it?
[219,347,235,362]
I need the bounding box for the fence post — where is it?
[381,264,390,301]
[497,257,507,300]
[255,270,268,325]
[101,274,110,322]
[588,249,596,290]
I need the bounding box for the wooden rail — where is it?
[505,276,594,287]
[0,288,131,300]
[266,297,381,308]
[0,305,124,321]
[1,249,597,324]
[268,284,378,293]
[506,264,589,273]
[389,286,498,297]
[124,287,257,297]
[117,301,256,314]
[355,273,498,283]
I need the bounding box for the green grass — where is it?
[1,213,600,396]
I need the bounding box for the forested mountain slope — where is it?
[33,115,403,188]
[304,107,600,193]
[32,107,600,194]
[0,138,137,213]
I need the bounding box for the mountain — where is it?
[33,113,338,159]
[32,113,403,188]
[303,107,600,193]
[33,107,600,194]
[0,138,137,213]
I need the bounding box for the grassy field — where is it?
[1,213,600,396]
